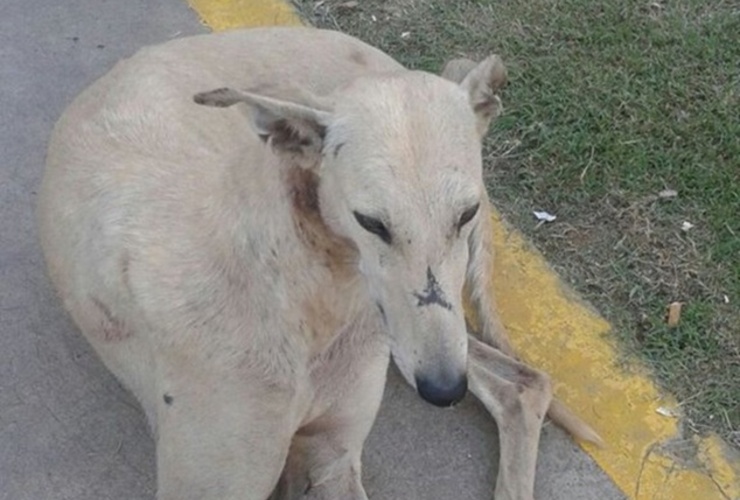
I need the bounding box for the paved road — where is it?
[0,1,625,498]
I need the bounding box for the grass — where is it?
[295,0,740,448]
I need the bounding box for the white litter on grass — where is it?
[723,294,730,304]
[658,189,678,199]
[681,221,694,232]
[656,406,678,418]
[533,210,557,223]
[401,31,411,39]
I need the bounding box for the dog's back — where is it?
[38,27,401,423]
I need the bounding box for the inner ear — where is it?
[194,87,332,167]
[261,116,326,156]
[251,110,327,169]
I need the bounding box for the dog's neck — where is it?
[285,165,358,281]
[284,165,373,356]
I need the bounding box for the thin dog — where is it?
[38,27,600,500]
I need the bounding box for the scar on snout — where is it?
[163,394,173,405]
[333,142,345,158]
[413,267,452,310]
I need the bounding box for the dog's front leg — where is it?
[467,335,553,500]
[272,322,389,500]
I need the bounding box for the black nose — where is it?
[415,373,467,407]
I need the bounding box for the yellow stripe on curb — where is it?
[187,0,303,30]
[185,1,739,498]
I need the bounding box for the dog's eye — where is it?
[458,203,480,231]
[353,211,392,244]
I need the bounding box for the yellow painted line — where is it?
[187,0,302,30]
[184,1,739,498]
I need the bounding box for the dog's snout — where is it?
[415,372,467,407]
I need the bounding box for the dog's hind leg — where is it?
[468,335,553,500]
[273,323,389,500]
[155,356,297,500]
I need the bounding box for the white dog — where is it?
[38,27,600,500]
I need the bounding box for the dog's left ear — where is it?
[194,87,332,168]
[456,55,507,137]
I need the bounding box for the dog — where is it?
[38,27,600,500]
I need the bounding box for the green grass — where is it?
[297,0,740,447]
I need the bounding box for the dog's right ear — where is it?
[194,87,333,167]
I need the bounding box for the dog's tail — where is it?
[547,398,604,447]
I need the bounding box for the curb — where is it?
[184,1,739,498]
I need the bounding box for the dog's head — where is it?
[194,55,506,407]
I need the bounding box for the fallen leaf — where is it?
[533,210,557,222]
[667,301,682,327]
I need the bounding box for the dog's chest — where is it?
[298,275,369,356]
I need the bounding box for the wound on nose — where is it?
[413,267,452,310]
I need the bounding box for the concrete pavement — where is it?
[0,1,626,498]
